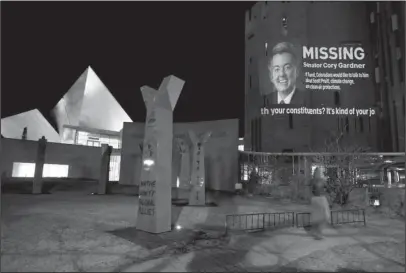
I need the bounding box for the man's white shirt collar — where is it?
[278,87,296,104]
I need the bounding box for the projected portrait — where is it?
[265,42,309,106]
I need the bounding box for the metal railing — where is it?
[225,212,295,235]
[330,209,366,226]
[295,212,311,228]
[296,209,366,228]
[225,209,366,235]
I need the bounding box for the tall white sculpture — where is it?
[188,131,212,206]
[137,76,185,234]
[176,137,191,189]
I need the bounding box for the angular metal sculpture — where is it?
[188,131,211,206]
[176,137,191,189]
[52,66,133,135]
[137,76,185,234]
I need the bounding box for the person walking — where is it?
[247,169,259,196]
[309,167,331,240]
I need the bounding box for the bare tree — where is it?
[309,126,372,206]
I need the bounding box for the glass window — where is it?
[87,140,100,147]
[12,162,35,177]
[76,131,88,146]
[109,138,121,149]
[370,12,375,24]
[100,136,110,145]
[391,14,398,31]
[62,128,76,144]
[109,155,121,181]
[43,164,69,178]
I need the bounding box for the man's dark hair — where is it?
[268,41,299,67]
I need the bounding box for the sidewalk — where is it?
[119,220,405,272]
[1,193,404,272]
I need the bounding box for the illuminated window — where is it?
[282,16,288,28]
[100,137,110,146]
[76,131,120,148]
[109,155,121,181]
[238,145,244,151]
[370,12,375,24]
[109,138,121,149]
[375,67,380,84]
[43,164,69,178]
[241,164,252,181]
[11,163,69,178]
[62,128,76,144]
[391,14,398,31]
[76,131,89,146]
[87,140,100,147]
[12,163,35,177]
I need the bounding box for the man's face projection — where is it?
[269,52,298,94]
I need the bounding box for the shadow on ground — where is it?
[107,227,199,250]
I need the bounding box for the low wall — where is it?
[46,142,102,179]
[1,138,102,180]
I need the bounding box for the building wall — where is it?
[61,125,122,149]
[119,122,145,186]
[1,138,102,180]
[1,109,61,143]
[52,67,133,136]
[119,119,239,192]
[245,1,380,152]
[1,139,38,176]
[367,1,405,152]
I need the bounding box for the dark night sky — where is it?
[2,1,254,137]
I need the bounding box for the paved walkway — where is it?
[1,192,404,272]
[119,218,405,272]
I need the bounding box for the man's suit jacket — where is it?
[264,89,312,107]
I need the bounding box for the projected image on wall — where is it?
[259,42,372,112]
[262,42,308,106]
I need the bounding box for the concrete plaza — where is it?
[1,186,405,272]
